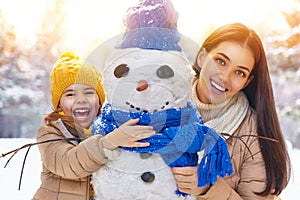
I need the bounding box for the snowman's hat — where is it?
[118,0,182,51]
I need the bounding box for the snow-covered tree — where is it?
[0,0,65,138]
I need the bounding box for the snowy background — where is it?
[1,0,300,199]
[0,138,299,199]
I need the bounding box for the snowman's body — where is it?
[92,48,197,200]
[92,150,195,200]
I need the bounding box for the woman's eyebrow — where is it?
[216,52,230,61]
[238,66,251,72]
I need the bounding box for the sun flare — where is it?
[0,0,296,56]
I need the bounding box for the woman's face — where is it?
[196,41,254,104]
[58,83,100,129]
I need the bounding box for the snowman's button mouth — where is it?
[125,102,148,112]
[140,152,152,159]
[141,171,155,183]
[125,101,171,112]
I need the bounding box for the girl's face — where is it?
[58,83,100,128]
[197,41,254,104]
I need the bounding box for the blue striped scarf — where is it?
[92,101,232,196]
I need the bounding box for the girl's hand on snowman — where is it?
[172,166,210,196]
[101,118,155,150]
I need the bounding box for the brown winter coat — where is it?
[197,108,279,200]
[32,119,108,200]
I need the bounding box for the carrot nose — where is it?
[136,80,148,92]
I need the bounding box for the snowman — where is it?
[91,0,232,199]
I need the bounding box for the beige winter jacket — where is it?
[197,108,278,200]
[32,119,108,200]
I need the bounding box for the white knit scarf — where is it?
[191,80,249,137]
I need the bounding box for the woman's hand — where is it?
[172,166,210,196]
[101,118,155,150]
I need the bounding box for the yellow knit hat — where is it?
[50,51,105,109]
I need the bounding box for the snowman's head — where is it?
[87,0,198,113]
[103,47,193,112]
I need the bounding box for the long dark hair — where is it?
[193,23,291,196]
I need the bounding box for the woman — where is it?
[172,23,291,200]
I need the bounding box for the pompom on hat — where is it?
[50,51,105,109]
[118,0,182,51]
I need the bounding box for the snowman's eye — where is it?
[114,64,129,78]
[156,65,174,79]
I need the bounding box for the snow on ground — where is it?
[0,138,299,200]
[0,139,41,200]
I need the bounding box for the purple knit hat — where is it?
[118,0,182,51]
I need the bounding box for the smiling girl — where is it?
[33,52,154,200]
